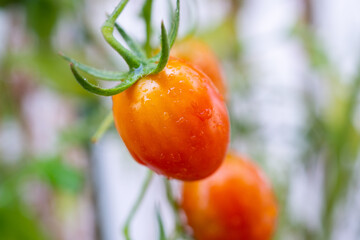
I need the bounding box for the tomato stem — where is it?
[102,0,142,69]
[141,0,154,57]
[156,206,167,240]
[123,170,154,240]
[168,0,180,48]
[91,111,114,143]
[164,179,190,239]
[322,63,360,240]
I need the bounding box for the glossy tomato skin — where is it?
[171,38,226,97]
[112,58,230,181]
[181,152,278,240]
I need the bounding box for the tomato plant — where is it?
[181,152,278,240]
[171,38,227,97]
[62,0,230,181]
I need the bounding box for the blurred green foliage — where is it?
[32,156,84,193]
[0,0,95,97]
[0,156,83,240]
[0,0,100,239]
[0,0,79,42]
[0,202,47,240]
[293,21,360,240]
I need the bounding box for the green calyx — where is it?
[61,0,180,96]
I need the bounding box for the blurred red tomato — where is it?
[171,38,227,98]
[181,152,278,240]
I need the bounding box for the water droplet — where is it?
[176,117,185,124]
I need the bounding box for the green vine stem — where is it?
[156,206,167,240]
[322,63,360,240]
[123,170,154,240]
[164,179,191,239]
[141,0,154,57]
[101,0,142,69]
[91,111,114,143]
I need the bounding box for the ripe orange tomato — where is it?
[181,152,278,240]
[171,38,226,97]
[112,57,230,181]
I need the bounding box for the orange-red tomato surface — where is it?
[181,152,278,240]
[112,57,230,181]
[171,38,227,97]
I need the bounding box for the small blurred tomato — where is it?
[171,38,227,98]
[181,152,277,240]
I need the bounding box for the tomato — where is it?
[112,57,230,181]
[171,38,227,97]
[181,152,278,240]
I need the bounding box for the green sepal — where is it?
[60,53,127,81]
[71,64,134,96]
[152,22,170,74]
[114,23,146,59]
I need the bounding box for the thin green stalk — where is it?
[123,170,154,240]
[168,0,180,48]
[323,64,360,240]
[156,206,167,240]
[141,0,154,57]
[91,111,114,143]
[102,0,142,68]
[164,179,188,239]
